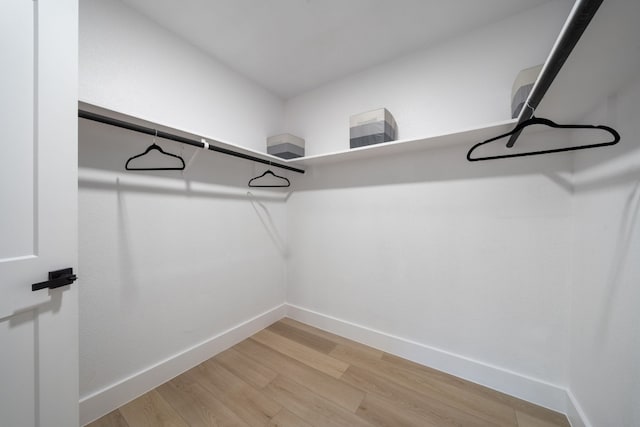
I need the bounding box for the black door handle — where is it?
[32,268,78,291]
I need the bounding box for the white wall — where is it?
[287,143,574,402]
[79,0,284,151]
[283,0,575,408]
[78,0,289,423]
[78,120,289,420]
[283,1,572,156]
[568,75,640,427]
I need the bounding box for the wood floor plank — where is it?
[214,347,278,389]
[279,318,384,359]
[235,338,365,412]
[517,409,570,427]
[156,375,249,426]
[334,345,518,426]
[119,390,189,427]
[262,375,372,427]
[344,366,497,427]
[252,329,349,379]
[356,392,440,427]
[86,410,130,427]
[182,360,281,426]
[268,320,337,354]
[516,410,568,427]
[268,408,314,427]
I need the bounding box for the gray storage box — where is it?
[511,64,542,118]
[350,108,397,148]
[267,133,305,159]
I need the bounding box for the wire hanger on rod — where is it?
[467,116,620,162]
[248,162,291,188]
[125,129,186,170]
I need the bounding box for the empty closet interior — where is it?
[78,0,640,426]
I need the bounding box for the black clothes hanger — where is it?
[248,169,291,188]
[467,117,620,162]
[125,130,186,170]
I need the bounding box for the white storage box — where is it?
[350,108,397,148]
[267,133,305,159]
[511,64,542,118]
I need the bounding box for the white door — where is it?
[0,0,79,426]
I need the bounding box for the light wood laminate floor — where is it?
[87,318,570,427]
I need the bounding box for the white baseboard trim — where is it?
[286,303,571,415]
[565,390,591,427]
[79,304,287,426]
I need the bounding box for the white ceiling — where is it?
[121,0,552,99]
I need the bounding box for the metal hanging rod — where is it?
[78,109,305,174]
[506,0,604,148]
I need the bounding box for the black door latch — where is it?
[32,268,78,291]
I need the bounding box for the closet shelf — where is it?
[80,101,517,170]
[286,119,517,167]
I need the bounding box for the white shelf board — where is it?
[536,0,640,122]
[78,101,291,168]
[286,119,517,167]
[80,100,516,170]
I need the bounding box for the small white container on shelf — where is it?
[267,133,305,159]
[511,64,542,118]
[349,108,398,149]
